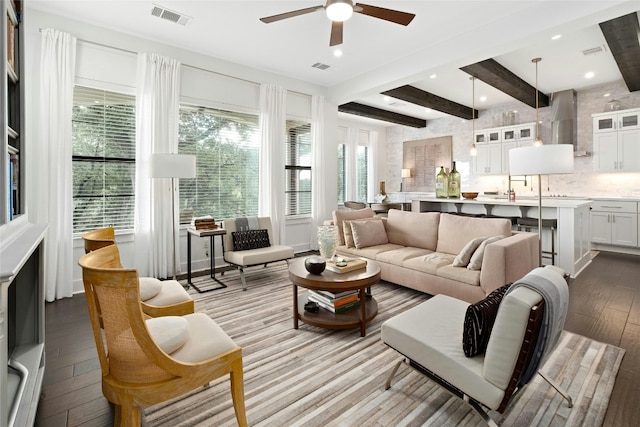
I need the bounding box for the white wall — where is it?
[382,80,640,198]
[25,8,341,293]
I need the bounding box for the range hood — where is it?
[550,89,587,156]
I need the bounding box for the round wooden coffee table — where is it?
[289,257,381,337]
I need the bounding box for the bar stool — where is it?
[516,217,558,265]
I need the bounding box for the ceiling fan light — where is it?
[326,0,353,22]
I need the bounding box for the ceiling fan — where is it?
[259,0,416,47]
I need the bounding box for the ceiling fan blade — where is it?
[330,21,344,46]
[260,5,324,23]
[354,3,415,26]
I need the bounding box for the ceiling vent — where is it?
[582,45,606,56]
[151,4,193,26]
[312,62,331,70]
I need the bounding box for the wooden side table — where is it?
[186,227,227,293]
[289,257,381,337]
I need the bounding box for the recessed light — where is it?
[551,34,562,40]
[424,108,431,113]
[479,96,487,102]
[333,49,343,57]
[430,74,437,79]
[603,93,611,97]
[383,96,391,102]
[513,110,518,113]
[585,71,595,79]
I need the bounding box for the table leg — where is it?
[186,231,192,288]
[359,287,366,337]
[190,233,227,293]
[293,284,299,329]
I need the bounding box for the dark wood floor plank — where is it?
[619,322,640,374]
[602,368,640,427]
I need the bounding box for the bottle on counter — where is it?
[448,161,461,199]
[436,166,449,198]
[509,189,516,201]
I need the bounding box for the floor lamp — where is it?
[149,153,196,281]
[509,145,574,266]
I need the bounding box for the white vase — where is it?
[317,225,338,261]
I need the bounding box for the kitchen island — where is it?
[411,196,592,277]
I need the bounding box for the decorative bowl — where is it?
[304,256,326,275]
[462,192,479,199]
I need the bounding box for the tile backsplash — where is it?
[384,80,640,199]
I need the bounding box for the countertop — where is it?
[413,196,593,208]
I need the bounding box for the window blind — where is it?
[285,119,312,216]
[72,86,136,233]
[178,105,260,221]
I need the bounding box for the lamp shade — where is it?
[149,153,196,179]
[326,0,353,21]
[401,168,411,178]
[509,145,574,176]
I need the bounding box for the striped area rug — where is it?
[145,263,624,426]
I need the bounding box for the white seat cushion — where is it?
[381,294,506,410]
[143,280,192,306]
[146,316,189,354]
[169,313,238,363]
[139,277,163,301]
[224,244,294,266]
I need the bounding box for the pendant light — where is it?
[532,57,543,146]
[470,76,477,156]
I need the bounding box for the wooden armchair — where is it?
[82,227,194,317]
[79,245,247,427]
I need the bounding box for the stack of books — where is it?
[191,215,217,230]
[307,290,360,313]
[326,258,367,274]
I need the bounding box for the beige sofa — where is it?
[332,208,538,303]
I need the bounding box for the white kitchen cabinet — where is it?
[593,129,640,172]
[501,122,535,142]
[474,141,502,175]
[502,141,517,174]
[474,128,501,144]
[590,200,638,247]
[593,109,640,133]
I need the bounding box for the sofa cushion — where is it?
[343,217,383,248]
[351,220,389,249]
[452,237,486,267]
[376,247,433,265]
[462,283,512,357]
[402,252,455,275]
[336,243,403,259]
[436,214,512,255]
[467,236,504,270]
[333,208,375,245]
[386,210,440,250]
[436,265,482,287]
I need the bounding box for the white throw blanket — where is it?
[506,266,569,385]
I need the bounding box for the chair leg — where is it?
[466,398,499,427]
[118,399,142,427]
[384,359,404,390]
[538,371,573,408]
[239,267,247,291]
[230,359,248,427]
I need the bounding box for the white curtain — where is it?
[310,95,325,250]
[134,53,181,278]
[346,127,359,201]
[368,131,379,202]
[38,29,76,302]
[258,84,287,245]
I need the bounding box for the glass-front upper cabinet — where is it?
[593,109,640,133]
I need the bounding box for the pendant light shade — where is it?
[470,76,477,156]
[532,57,543,146]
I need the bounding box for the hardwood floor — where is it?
[34,251,640,426]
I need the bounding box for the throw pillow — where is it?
[467,235,504,270]
[139,277,163,301]
[232,229,270,251]
[332,208,375,245]
[343,218,382,248]
[452,237,486,267]
[462,283,512,357]
[146,316,189,355]
[351,219,389,249]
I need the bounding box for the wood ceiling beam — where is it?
[460,59,549,108]
[338,102,426,128]
[599,12,640,92]
[381,85,477,120]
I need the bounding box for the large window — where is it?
[356,143,369,202]
[285,119,312,216]
[178,105,260,221]
[72,86,136,233]
[337,127,371,204]
[337,143,346,205]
